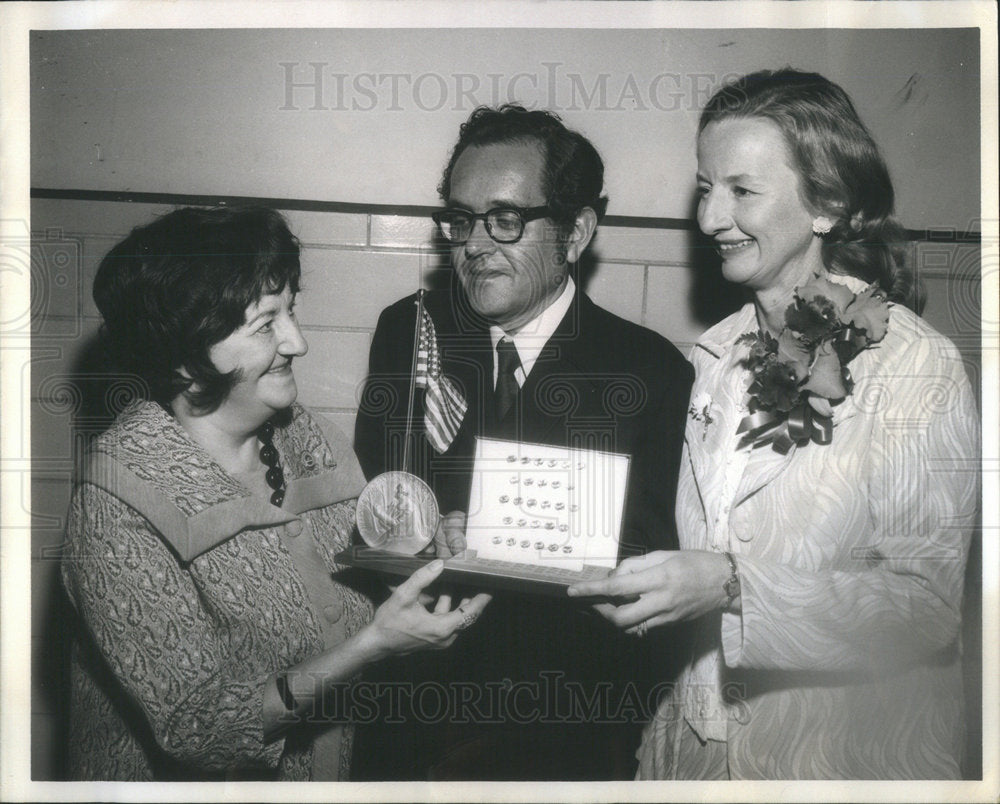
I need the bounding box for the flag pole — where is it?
[402,289,425,475]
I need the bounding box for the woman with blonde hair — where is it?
[571,69,978,779]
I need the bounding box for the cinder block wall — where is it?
[29,196,983,778]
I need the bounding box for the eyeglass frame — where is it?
[431,205,554,245]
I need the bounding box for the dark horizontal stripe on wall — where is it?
[30,187,982,243]
[32,187,433,220]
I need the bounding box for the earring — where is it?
[812,216,834,236]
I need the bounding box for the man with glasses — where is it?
[353,105,692,780]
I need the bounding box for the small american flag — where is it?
[415,307,467,453]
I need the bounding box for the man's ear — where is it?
[565,207,598,264]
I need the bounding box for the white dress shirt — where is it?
[489,276,576,388]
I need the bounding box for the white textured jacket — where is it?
[639,290,979,779]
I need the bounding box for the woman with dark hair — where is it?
[61,206,489,780]
[570,69,978,779]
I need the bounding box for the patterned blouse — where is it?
[638,287,980,779]
[61,400,375,780]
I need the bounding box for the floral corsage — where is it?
[736,274,890,453]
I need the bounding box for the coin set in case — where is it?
[465,437,630,573]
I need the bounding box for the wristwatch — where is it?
[722,552,740,610]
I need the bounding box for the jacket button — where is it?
[734,510,753,541]
[285,519,304,538]
[323,601,344,623]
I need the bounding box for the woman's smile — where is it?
[696,117,823,294]
[716,238,755,255]
[208,286,307,426]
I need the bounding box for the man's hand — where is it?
[434,510,468,558]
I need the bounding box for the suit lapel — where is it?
[517,294,598,444]
[683,343,738,530]
[685,304,808,515]
[685,306,753,524]
[435,307,494,443]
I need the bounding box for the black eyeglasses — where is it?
[432,205,552,244]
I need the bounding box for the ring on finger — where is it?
[634,620,649,638]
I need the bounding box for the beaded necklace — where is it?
[257,420,286,507]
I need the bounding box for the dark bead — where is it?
[266,466,284,489]
[259,421,275,441]
[259,444,279,465]
[270,488,285,507]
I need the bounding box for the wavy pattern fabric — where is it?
[638,298,980,780]
[61,401,374,780]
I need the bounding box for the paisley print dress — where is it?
[61,401,375,780]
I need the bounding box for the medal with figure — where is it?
[356,290,465,554]
[357,471,439,554]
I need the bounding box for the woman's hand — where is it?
[567,550,732,634]
[266,561,490,731]
[363,559,491,659]
[434,510,468,558]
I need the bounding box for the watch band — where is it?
[723,551,740,609]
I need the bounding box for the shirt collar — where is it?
[489,275,575,382]
[695,303,757,361]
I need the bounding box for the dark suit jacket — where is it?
[355,286,692,557]
[353,283,694,779]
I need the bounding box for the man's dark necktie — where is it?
[494,337,521,424]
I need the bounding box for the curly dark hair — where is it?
[700,68,922,312]
[438,103,609,234]
[92,206,302,413]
